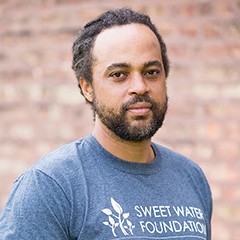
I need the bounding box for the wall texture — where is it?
[0,0,239,239]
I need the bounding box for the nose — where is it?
[128,73,150,96]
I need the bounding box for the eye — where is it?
[145,69,160,76]
[109,72,127,81]
[144,69,161,79]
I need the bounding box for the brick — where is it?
[210,183,223,202]
[157,22,175,38]
[211,219,231,240]
[202,43,234,61]
[54,85,82,104]
[8,123,36,141]
[226,20,240,38]
[179,23,199,38]
[214,1,235,17]
[202,22,222,38]
[224,121,240,140]
[203,64,239,83]
[192,83,219,100]
[222,184,240,203]
[203,162,239,185]
[232,227,240,240]
[214,203,240,223]
[198,2,213,16]
[195,143,214,161]
[221,84,240,99]
[216,141,239,162]
[196,121,222,140]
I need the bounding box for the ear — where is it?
[79,78,93,103]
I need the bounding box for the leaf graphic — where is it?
[111,198,123,214]
[109,216,115,226]
[123,213,129,219]
[102,208,112,215]
[126,219,132,227]
[103,221,109,226]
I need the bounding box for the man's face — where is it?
[89,23,168,141]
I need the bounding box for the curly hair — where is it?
[72,7,170,98]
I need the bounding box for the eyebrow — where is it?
[143,60,163,69]
[106,63,131,72]
[105,60,162,72]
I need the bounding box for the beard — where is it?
[92,94,168,142]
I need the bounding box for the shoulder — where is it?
[15,137,89,196]
[153,143,197,168]
[153,142,212,193]
[0,139,88,239]
[153,143,185,161]
[153,143,210,186]
[32,138,85,176]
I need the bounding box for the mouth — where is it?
[127,102,152,115]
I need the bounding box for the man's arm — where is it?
[0,169,71,240]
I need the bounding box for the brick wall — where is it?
[0,0,239,239]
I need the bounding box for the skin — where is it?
[80,23,167,163]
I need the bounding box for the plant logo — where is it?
[102,198,135,237]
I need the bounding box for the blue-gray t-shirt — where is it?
[0,135,212,239]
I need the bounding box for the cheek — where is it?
[94,90,121,111]
[152,82,167,99]
[94,84,126,108]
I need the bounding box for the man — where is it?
[0,8,212,239]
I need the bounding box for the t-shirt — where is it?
[0,134,212,240]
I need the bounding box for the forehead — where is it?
[92,23,162,65]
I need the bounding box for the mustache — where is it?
[121,95,154,111]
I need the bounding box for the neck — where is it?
[92,118,155,163]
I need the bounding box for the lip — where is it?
[127,102,152,115]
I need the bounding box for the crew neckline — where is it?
[83,134,162,175]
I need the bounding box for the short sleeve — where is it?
[0,169,71,239]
